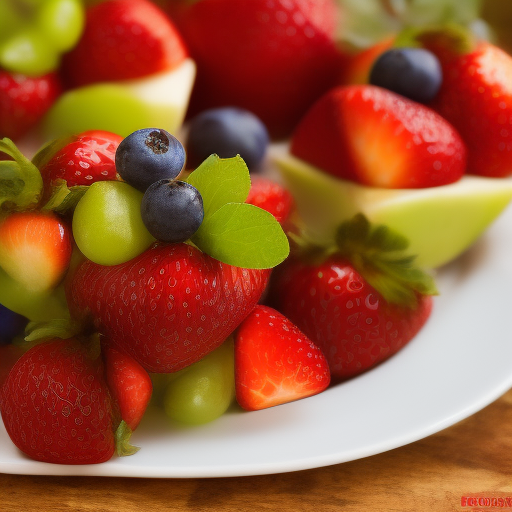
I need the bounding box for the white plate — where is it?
[2,205,512,478]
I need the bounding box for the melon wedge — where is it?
[273,145,512,268]
[43,58,196,138]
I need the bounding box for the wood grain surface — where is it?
[1,388,511,512]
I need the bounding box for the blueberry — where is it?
[369,48,443,104]
[141,180,204,243]
[115,128,186,192]
[0,304,27,345]
[186,107,269,170]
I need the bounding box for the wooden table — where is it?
[1,388,511,512]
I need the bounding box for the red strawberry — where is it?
[291,85,467,188]
[0,338,115,464]
[39,130,123,196]
[62,0,189,87]
[0,71,61,140]
[67,243,270,373]
[234,305,330,411]
[0,211,72,293]
[246,176,295,226]
[103,344,152,431]
[269,215,435,380]
[175,0,344,137]
[0,344,24,391]
[429,40,512,177]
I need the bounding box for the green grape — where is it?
[0,28,58,75]
[163,338,235,426]
[0,3,24,42]
[0,267,70,322]
[72,181,156,266]
[37,0,84,52]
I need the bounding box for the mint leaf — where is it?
[192,203,290,269]
[0,138,43,211]
[186,155,251,217]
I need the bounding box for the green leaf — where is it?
[186,154,251,217]
[192,203,290,269]
[31,136,73,170]
[0,138,43,211]
[41,179,88,214]
[115,421,140,457]
[335,214,438,307]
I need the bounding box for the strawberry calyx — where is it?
[115,420,140,457]
[0,138,43,212]
[393,24,476,58]
[40,179,89,215]
[290,214,438,308]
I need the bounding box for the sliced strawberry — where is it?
[246,176,295,226]
[0,212,72,293]
[429,40,512,177]
[39,130,122,197]
[0,71,61,140]
[62,0,189,87]
[291,85,467,188]
[1,338,115,465]
[339,37,394,85]
[103,344,152,431]
[234,305,330,411]
[175,0,343,137]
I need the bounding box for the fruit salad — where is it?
[1,0,512,466]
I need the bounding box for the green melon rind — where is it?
[274,148,512,268]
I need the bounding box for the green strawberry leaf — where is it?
[41,179,88,214]
[31,136,73,170]
[186,154,251,217]
[115,420,140,457]
[192,203,290,269]
[394,24,475,55]
[335,214,438,308]
[0,138,43,211]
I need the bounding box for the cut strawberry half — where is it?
[291,84,467,189]
[0,212,72,293]
[103,344,152,432]
[234,305,330,411]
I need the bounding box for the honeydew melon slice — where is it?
[43,58,196,138]
[273,145,512,268]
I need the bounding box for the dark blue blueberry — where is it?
[141,180,204,243]
[369,47,443,104]
[115,128,186,192]
[0,303,27,345]
[186,107,269,170]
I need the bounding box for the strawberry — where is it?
[234,305,330,411]
[175,0,343,137]
[338,37,394,85]
[429,40,512,177]
[39,130,123,197]
[67,243,271,373]
[0,211,72,294]
[0,71,61,140]
[0,338,115,464]
[103,343,152,431]
[0,344,24,391]
[62,0,189,87]
[291,84,467,188]
[246,176,295,226]
[269,215,435,380]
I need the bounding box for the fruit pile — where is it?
[1,0,512,466]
